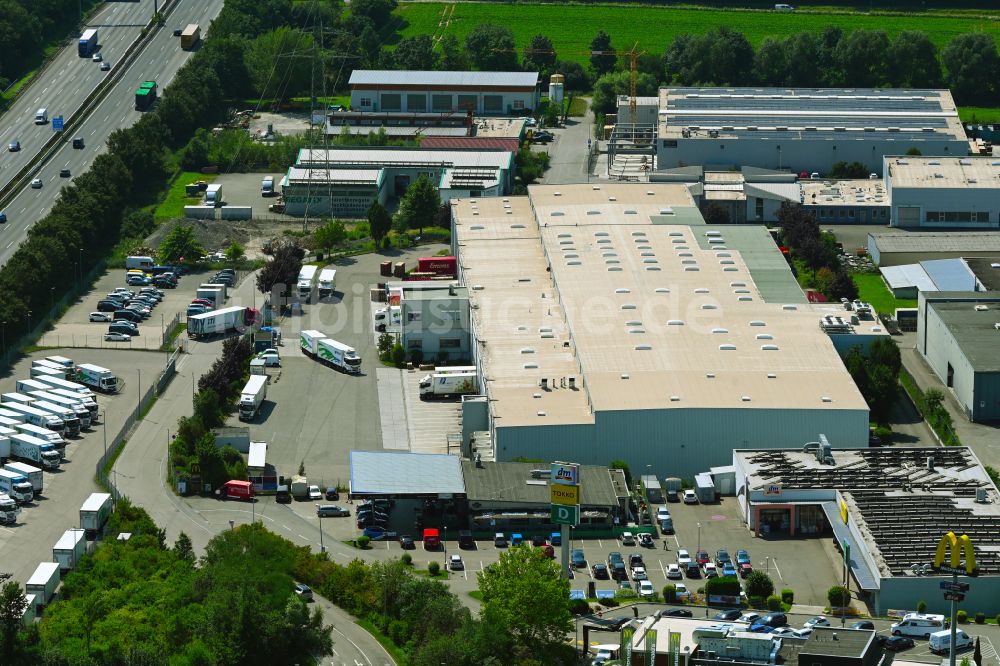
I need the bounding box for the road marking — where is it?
[19,207,25,214]
[329,625,374,666]
[673,534,680,548]
[6,241,14,249]
[104,115,110,122]
[90,129,97,135]
[42,87,48,94]
[772,558,783,580]
[298,534,307,540]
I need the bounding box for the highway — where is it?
[0,0,225,265]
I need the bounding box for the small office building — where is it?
[388,281,472,363]
[917,291,1000,422]
[280,167,387,218]
[884,156,1000,228]
[349,70,540,115]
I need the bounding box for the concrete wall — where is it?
[184,206,216,219]
[656,139,965,177]
[494,406,870,480]
[220,206,252,220]
[351,89,538,115]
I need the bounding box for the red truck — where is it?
[216,480,254,501]
[423,528,441,549]
[417,256,456,278]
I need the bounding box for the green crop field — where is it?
[396,2,1000,65]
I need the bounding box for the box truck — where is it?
[125,256,154,270]
[238,375,268,421]
[0,469,33,503]
[78,28,98,57]
[53,529,87,571]
[261,176,274,197]
[80,493,113,535]
[0,408,25,423]
[200,282,228,301]
[196,287,224,307]
[13,422,64,448]
[419,372,478,399]
[26,562,60,611]
[299,330,325,357]
[73,364,120,393]
[374,306,401,330]
[180,23,200,49]
[32,359,68,377]
[216,479,254,500]
[5,462,43,494]
[32,401,81,437]
[28,392,91,429]
[0,403,64,435]
[187,306,257,338]
[47,389,98,422]
[205,183,223,206]
[0,493,19,525]
[32,375,96,401]
[45,356,75,370]
[317,338,361,374]
[290,475,309,500]
[318,268,337,298]
[297,265,318,300]
[10,435,60,470]
[2,392,36,408]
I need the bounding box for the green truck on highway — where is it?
[135,81,157,111]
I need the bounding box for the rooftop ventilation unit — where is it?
[712,328,728,334]
[668,319,684,326]
[634,345,652,351]
[761,344,779,351]
[655,288,670,293]
[625,209,638,215]
[695,288,710,293]
[521,348,535,354]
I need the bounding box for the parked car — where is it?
[683,489,698,504]
[638,533,654,548]
[608,552,624,567]
[736,549,751,565]
[666,488,679,502]
[771,627,797,637]
[714,609,742,621]
[97,299,122,312]
[638,580,655,597]
[258,349,281,366]
[495,532,508,548]
[664,609,693,617]
[695,549,711,565]
[620,532,636,546]
[739,563,753,578]
[449,555,464,571]
[880,636,914,651]
[293,583,313,601]
[529,130,554,143]
[804,616,830,629]
[703,563,718,577]
[104,332,131,342]
[531,535,546,547]
[571,548,586,568]
[190,298,214,308]
[851,621,876,630]
[90,312,112,322]
[677,549,692,566]
[631,566,648,581]
[760,613,788,628]
[715,549,732,567]
[610,562,627,581]
[399,535,415,549]
[656,506,670,522]
[362,526,386,540]
[628,553,644,568]
[592,564,609,579]
[666,564,682,579]
[315,505,349,517]
[722,563,737,577]
[740,613,762,625]
[685,562,701,578]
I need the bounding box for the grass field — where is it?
[959,106,1000,124]
[397,2,1000,65]
[852,273,916,315]
[154,171,217,221]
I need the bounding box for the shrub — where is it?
[781,588,795,604]
[569,599,590,615]
[828,585,850,608]
[428,561,440,576]
[616,588,638,600]
[917,600,927,613]
[705,575,741,597]
[748,596,767,609]
[401,553,412,566]
[391,343,406,368]
[995,613,1000,625]
[957,610,967,624]
[662,584,676,602]
[356,535,370,549]
[767,596,782,611]
[746,571,775,599]
[975,612,985,624]
[599,597,619,607]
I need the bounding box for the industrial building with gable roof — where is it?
[348,70,540,115]
[453,184,877,479]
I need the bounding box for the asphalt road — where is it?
[0,0,152,194]
[0,0,225,265]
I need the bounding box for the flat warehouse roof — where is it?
[659,87,964,142]
[887,155,1000,189]
[284,167,382,186]
[453,184,867,427]
[349,451,466,496]
[928,296,1000,371]
[870,232,1000,254]
[349,70,539,89]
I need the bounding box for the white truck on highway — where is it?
[5,461,43,495]
[53,529,87,570]
[0,402,64,435]
[297,265,318,300]
[419,371,479,399]
[10,434,61,470]
[80,492,113,536]
[32,401,81,437]
[238,375,268,421]
[0,493,19,525]
[73,364,120,393]
[0,468,33,503]
[318,268,337,298]
[317,338,361,374]
[188,306,251,338]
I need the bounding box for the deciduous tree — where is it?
[589,31,616,76]
[158,224,204,263]
[395,35,438,71]
[523,35,556,77]
[394,174,440,235]
[942,33,999,104]
[465,24,517,71]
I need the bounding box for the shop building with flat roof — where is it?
[884,155,1000,228]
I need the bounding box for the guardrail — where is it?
[0,0,179,213]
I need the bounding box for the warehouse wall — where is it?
[889,186,1000,229]
[920,306,977,419]
[877,576,1000,616]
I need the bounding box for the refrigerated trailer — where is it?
[80,493,113,536]
[25,562,60,613]
[53,529,87,571]
[187,306,256,338]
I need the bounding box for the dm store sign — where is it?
[551,462,579,486]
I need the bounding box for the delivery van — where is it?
[929,629,973,654]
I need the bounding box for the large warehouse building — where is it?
[884,155,1000,228]
[867,231,1000,267]
[348,70,539,115]
[655,88,968,176]
[917,291,1000,422]
[453,184,871,478]
[734,446,1000,615]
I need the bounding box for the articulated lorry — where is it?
[80,493,113,536]
[5,462,43,495]
[297,265,318,300]
[299,329,326,357]
[31,359,68,378]
[53,529,87,570]
[188,306,257,338]
[0,469,33,503]
[0,493,19,525]
[238,375,268,421]
[32,401,81,437]
[10,434,60,470]
[73,364,120,393]
[318,268,337,298]
[78,28,98,57]
[419,371,479,399]
[30,365,63,379]
[0,402,64,435]
[316,338,362,374]
[27,391,91,429]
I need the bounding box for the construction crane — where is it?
[494,42,647,125]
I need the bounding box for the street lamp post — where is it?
[2,320,6,358]
[319,515,325,552]
[444,526,448,570]
[697,522,702,554]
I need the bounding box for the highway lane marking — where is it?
[104,115,110,122]
[6,241,14,249]
[329,626,374,666]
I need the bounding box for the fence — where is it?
[96,346,181,500]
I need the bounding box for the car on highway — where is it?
[72,137,84,149]
[90,312,112,322]
[104,332,131,342]
[638,580,655,597]
[449,555,464,571]
[666,564,682,579]
[31,178,42,189]
[60,168,71,178]
[683,489,698,504]
[592,563,609,579]
[92,52,102,62]
[677,549,692,566]
[100,61,111,71]
[0,212,6,223]
[8,140,19,152]
[173,27,183,36]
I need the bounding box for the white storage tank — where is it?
[548,73,565,107]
